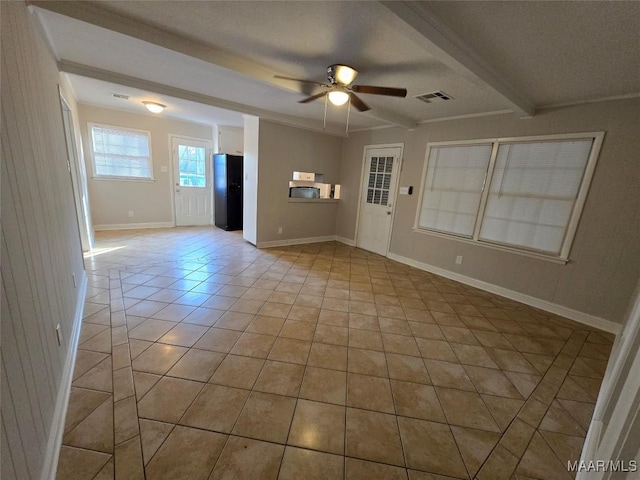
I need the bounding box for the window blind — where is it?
[91,125,152,179]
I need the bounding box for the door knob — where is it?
[387,211,392,215]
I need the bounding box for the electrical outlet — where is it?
[455,255,463,265]
[278,227,283,234]
[128,210,134,218]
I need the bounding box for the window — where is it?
[366,156,394,205]
[177,144,206,187]
[415,133,604,261]
[90,124,153,180]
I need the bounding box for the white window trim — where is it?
[88,122,155,182]
[413,131,605,263]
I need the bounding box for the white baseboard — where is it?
[40,271,88,480]
[336,236,356,247]
[93,221,175,231]
[257,235,338,248]
[387,252,621,335]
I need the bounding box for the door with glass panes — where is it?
[172,137,212,226]
[356,146,402,256]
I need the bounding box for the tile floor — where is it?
[56,227,614,480]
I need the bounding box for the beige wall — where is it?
[256,120,343,244]
[1,3,86,479]
[78,105,213,227]
[337,99,640,324]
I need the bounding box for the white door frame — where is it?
[577,283,640,479]
[354,143,404,257]
[59,91,93,251]
[169,135,213,226]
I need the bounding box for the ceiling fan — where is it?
[275,64,407,112]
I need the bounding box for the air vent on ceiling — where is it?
[111,93,130,100]
[415,91,454,103]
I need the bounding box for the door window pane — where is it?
[178,144,207,187]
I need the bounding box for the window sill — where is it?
[92,176,155,183]
[412,228,569,265]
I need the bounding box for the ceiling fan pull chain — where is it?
[346,95,352,136]
[323,93,328,130]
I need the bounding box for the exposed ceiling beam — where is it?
[58,61,349,136]
[380,1,535,118]
[31,1,417,129]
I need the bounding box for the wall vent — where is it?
[111,93,130,100]
[415,91,453,103]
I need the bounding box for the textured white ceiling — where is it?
[35,1,640,131]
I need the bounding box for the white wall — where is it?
[337,99,640,326]
[243,115,259,245]
[1,3,87,479]
[78,104,213,228]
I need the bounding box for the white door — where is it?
[356,146,402,256]
[172,137,212,226]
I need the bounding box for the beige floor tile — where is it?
[440,325,480,345]
[246,315,286,336]
[201,295,236,310]
[397,416,468,478]
[166,348,224,382]
[299,366,347,405]
[229,298,264,314]
[386,353,431,385]
[259,301,293,318]
[464,365,523,399]
[209,435,284,480]
[268,337,311,364]
[451,343,499,368]
[556,399,595,431]
[308,343,348,371]
[152,303,197,322]
[390,380,445,422]
[516,431,573,480]
[63,387,111,435]
[539,400,587,437]
[193,327,242,353]
[475,444,519,480]
[348,348,388,377]
[450,425,501,477]
[216,311,255,331]
[382,333,421,357]
[229,332,276,358]
[318,309,349,327]
[139,419,173,465]
[288,305,320,321]
[424,359,476,391]
[132,344,188,375]
[349,313,380,331]
[415,338,458,362]
[294,294,324,308]
[280,319,317,341]
[253,360,305,396]
[504,370,542,398]
[279,447,344,480]
[345,457,408,480]
[482,394,525,432]
[345,408,404,467]
[180,384,249,433]
[347,373,395,414]
[63,396,114,453]
[349,329,384,351]
[488,347,539,374]
[72,356,113,392]
[232,391,297,443]
[540,430,586,466]
[133,372,162,400]
[379,318,412,336]
[114,435,144,479]
[137,377,204,423]
[288,399,345,454]
[209,354,264,389]
[314,324,349,346]
[435,387,500,432]
[145,425,227,480]
[158,323,208,347]
[56,446,112,480]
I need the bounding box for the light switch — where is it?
[160,166,168,173]
[399,186,409,195]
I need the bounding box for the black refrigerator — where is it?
[213,154,243,231]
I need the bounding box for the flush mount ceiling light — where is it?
[143,101,166,113]
[328,90,349,106]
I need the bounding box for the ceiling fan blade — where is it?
[274,75,327,87]
[298,92,327,104]
[349,93,370,112]
[351,85,408,97]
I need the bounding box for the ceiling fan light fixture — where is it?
[328,64,357,86]
[143,101,166,113]
[328,90,350,106]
